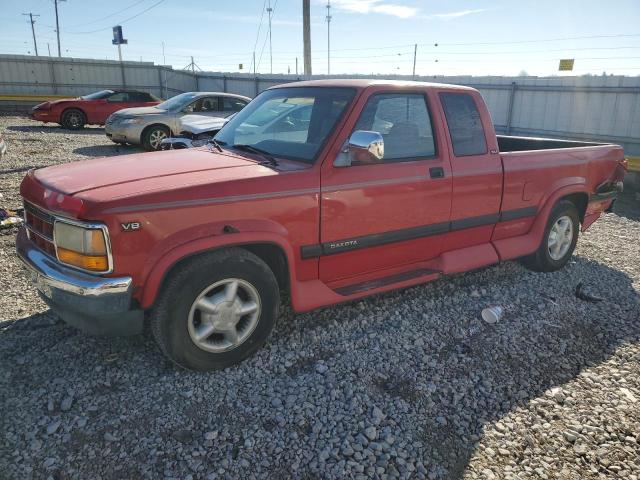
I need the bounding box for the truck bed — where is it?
[497,134,606,153]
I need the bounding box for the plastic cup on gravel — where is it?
[481,306,504,324]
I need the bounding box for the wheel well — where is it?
[142,123,171,140]
[560,192,589,222]
[62,107,86,120]
[158,242,290,298]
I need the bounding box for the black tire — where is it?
[150,248,280,371]
[61,109,86,130]
[142,125,170,151]
[520,200,580,272]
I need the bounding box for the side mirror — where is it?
[334,130,384,167]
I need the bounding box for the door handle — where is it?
[429,167,445,179]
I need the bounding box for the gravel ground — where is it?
[1,115,639,480]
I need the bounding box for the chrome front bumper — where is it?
[16,228,143,335]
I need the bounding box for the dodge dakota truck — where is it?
[17,80,626,371]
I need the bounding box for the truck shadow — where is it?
[1,256,638,479]
[612,189,640,221]
[72,144,141,157]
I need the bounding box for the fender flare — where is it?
[139,231,298,309]
[494,182,590,261]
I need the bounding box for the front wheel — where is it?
[61,109,86,130]
[520,200,579,272]
[150,248,280,371]
[142,125,170,151]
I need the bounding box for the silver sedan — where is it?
[105,92,251,151]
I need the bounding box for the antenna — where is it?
[267,0,273,74]
[22,12,40,56]
[326,0,331,75]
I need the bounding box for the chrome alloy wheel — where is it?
[149,129,167,149]
[547,215,573,261]
[187,278,261,353]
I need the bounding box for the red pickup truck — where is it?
[17,80,626,370]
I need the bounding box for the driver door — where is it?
[319,90,452,283]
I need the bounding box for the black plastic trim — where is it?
[300,206,538,259]
[450,213,500,231]
[499,206,538,222]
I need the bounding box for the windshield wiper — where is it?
[232,144,278,167]
[207,138,223,152]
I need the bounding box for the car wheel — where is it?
[61,109,86,130]
[142,125,170,151]
[520,200,579,272]
[150,248,280,371]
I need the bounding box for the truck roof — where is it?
[269,78,477,91]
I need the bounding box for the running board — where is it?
[334,268,440,296]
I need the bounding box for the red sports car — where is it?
[31,89,160,130]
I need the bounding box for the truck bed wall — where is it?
[497,135,605,153]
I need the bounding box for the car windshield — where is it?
[215,87,355,163]
[156,92,199,111]
[81,90,114,100]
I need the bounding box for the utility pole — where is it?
[53,0,65,57]
[267,0,273,74]
[191,56,195,74]
[47,43,51,56]
[412,43,417,79]
[303,0,311,75]
[22,13,40,56]
[295,57,298,75]
[326,0,331,75]
[253,51,256,75]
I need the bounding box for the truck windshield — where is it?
[215,87,356,164]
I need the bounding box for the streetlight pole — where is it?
[326,0,331,75]
[267,0,273,74]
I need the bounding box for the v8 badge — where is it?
[121,221,141,232]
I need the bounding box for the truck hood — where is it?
[31,148,278,199]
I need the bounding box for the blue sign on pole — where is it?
[112,26,128,45]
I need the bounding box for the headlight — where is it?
[122,118,144,124]
[54,221,110,272]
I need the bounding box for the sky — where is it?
[1,0,639,77]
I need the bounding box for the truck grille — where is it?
[24,202,56,257]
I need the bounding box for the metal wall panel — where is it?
[1,54,639,153]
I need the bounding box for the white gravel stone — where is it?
[0,116,639,479]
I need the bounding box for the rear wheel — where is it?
[142,125,170,151]
[150,248,280,371]
[61,109,86,130]
[520,200,579,272]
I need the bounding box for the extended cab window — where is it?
[354,93,435,161]
[440,92,487,156]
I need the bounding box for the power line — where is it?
[256,0,278,72]
[65,0,149,28]
[250,0,267,74]
[431,33,640,47]
[65,0,166,34]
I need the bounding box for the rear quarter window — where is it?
[439,92,487,157]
